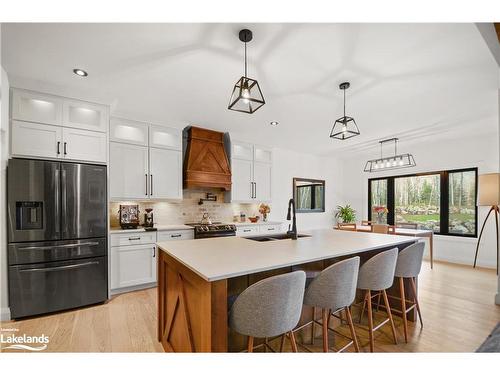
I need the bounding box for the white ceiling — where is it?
[1,23,498,156]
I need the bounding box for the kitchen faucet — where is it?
[286,198,298,240]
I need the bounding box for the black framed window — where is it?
[368,167,478,237]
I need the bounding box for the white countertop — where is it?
[233,221,283,227]
[110,224,193,234]
[157,228,417,282]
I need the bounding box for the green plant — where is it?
[335,204,356,223]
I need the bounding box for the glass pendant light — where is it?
[330,82,360,140]
[228,29,265,114]
[364,138,416,172]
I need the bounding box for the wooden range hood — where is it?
[183,126,232,191]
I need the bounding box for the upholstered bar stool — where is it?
[394,241,425,343]
[229,271,306,353]
[357,248,399,352]
[295,257,361,352]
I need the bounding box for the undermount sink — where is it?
[246,233,311,242]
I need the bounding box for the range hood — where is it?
[183,126,232,191]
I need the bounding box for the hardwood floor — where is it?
[1,260,499,353]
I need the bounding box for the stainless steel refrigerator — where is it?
[7,158,108,319]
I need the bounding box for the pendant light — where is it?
[364,138,416,172]
[228,29,265,114]
[330,82,360,140]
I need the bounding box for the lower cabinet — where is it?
[110,243,157,289]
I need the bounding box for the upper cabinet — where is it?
[11,89,63,125]
[109,117,183,201]
[110,117,149,146]
[227,141,272,203]
[149,124,182,151]
[63,99,109,133]
[10,88,109,164]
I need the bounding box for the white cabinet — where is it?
[253,161,272,202]
[228,141,272,203]
[110,117,149,146]
[231,158,253,201]
[149,148,182,200]
[11,120,62,159]
[61,128,107,163]
[109,117,183,201]
[63,99,109,133]
[10,88,109,163]
[111,243,157,289]
[110,143,149,200]
[11,89,63,125]
[150,124,182,150]
[157,230,194,242]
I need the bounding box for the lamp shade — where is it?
[478,173,500,206]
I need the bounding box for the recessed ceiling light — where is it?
[270,121,279,126]
[73,68,88,77]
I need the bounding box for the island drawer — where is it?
[157,230,194,242]
[236,226,259,237]
[111,232,157,247]
[259,224,282,233]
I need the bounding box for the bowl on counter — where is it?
[248,216,260,223]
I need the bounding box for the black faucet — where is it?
[286,198,298,240]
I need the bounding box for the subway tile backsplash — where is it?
[109,188,262,228]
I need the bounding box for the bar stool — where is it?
[295,257,361,352]
[357,248,399,352]
[394,241,425,343]
[229,271,306,353]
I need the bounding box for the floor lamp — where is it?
[474,173,500,275]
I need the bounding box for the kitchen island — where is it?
[156,229,417,352]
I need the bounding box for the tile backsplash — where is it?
[109,188,264,227]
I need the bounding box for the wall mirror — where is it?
[293,178,325,213]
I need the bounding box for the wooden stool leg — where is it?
[311,306,316,344]
[382,290,398,345]
[288,331,298,352]
[322,308,329,352]
[376,292,382,312]
[345,306,360,352]
[279,334,285,352]
[410,277,423,327]
[399,277,408,343]
[366,290,374,352]
[247,336,254,353]
[359,292,367,323]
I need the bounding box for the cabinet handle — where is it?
[145,174,148,196]
[63,142,67,155]
[128,237,141,241]
[268,228,275,231]
[243,229,251,232]
[57,141,61,155]
[153,246,156,258]
[171,234,182,238]
[254,182,257,198]
[150,174,153,196]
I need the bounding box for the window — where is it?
[368,168,477,237]
[370,179,388,224]
[395,174,440,232]
[448,170,477,235]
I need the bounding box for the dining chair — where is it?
[338,223,357,231]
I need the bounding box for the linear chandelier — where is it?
[228,29,265,114]
[364,138,416,172]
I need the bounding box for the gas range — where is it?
[185,222,237,239]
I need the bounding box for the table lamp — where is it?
[474,173,500,274]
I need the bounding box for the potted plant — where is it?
[259,203,271,222]
[335,204,356,224]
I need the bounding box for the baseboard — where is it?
[110,282,157,296]
[0,307,11,321]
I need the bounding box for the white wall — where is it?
[269,147,342,230]
[339,124,499,269]
[0,25,11,320]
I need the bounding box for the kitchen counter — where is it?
[156,229,417,352]
[109,224,193,233]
